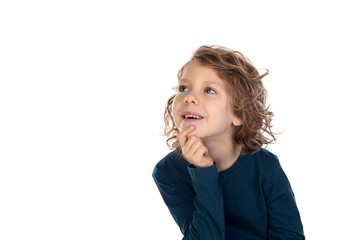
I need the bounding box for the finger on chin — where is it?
[178,125,195,144]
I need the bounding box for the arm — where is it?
[264,161,305,239]
[153,163,225,240]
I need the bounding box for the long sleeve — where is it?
[153,163,225,240]
[264,160,305,240]
[153,149,305,239]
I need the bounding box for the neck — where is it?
[202,137,243,172]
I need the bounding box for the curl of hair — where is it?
[164,45,277,153]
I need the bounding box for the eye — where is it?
[178,85,189,92]
[204,87,216,94]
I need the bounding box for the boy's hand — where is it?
[177,125,214,168]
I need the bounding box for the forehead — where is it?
[179,61,226,87]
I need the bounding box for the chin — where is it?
[188,130,206,139]
[186,131,197,137]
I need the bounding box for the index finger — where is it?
[177,125,195,146]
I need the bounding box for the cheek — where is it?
[215,104,235,124]
[171,95,182,124]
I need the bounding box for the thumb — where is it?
[203,148,214,163]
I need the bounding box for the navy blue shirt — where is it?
[152,148,305,240]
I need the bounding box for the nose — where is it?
[184,93,199,105]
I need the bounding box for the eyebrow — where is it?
[203,80,220,86]
[178,78,189,83]
[179,78,222,87]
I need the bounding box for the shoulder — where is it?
[246,148,284,185]
[152,151,190,182]
[153,151,186,172]
[250,148,281,169]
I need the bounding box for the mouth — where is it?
[183,114,203,119]
[182,112,204,120]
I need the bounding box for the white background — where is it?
[1,0,359,239]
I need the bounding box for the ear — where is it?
[232,117,242,126]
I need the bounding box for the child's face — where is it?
[172,60,242,141]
